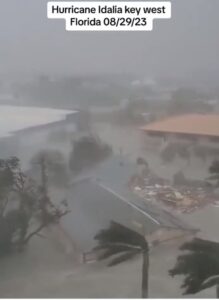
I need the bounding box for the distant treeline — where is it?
[12,74,144,109]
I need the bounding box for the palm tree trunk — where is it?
[216,284,219,298]
[141,251,149,298]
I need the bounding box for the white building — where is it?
[0,105,78,164]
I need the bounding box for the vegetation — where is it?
[0,156,69,257]
[167,88,212,115]
[30,149,69,188]
[76,109,92,132]
[177,145,190,164]
[93,221,149,298]
[14,74,134,108]
[169,238,219,297]
[173,170,186,186]
[69,135,112,173]
[193,146,207,163]
[47,128,73,143]
[208,160,219,186]
[193,146,219,164]
[161,144,176,164]
[137,157,149,167]
[115,102,145,125]
[161,143,191,165]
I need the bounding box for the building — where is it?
[140,114,219,151]
[0,105,78,161]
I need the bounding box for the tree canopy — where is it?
[69,135,112,173]
[0,156,70,257]
[30,149,69,188]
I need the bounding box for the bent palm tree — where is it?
[169,238,219,297]
[93,221,149,298]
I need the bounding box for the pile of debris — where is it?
[134,184,217,213]
[129,165,216,213]
[128,170,169,188]
[129,158,217,213]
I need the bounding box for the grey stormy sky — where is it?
[0,0,219,78]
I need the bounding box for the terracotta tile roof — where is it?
[140,114,219,137]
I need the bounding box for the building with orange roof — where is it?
[140,114,219,150]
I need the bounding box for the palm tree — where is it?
[93,221,149,298]
[169,238,219,297]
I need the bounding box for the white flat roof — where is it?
[0,105,76,138]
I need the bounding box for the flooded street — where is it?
[0,121,218,298]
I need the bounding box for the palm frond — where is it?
[94,221,148,250]
[170,238,219,295]
[108,250,139,267]
[201,275,219,290]
[96,246,133,260]
[170,252,219,278]
[94,243,141,253]
[180,238,219,254]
